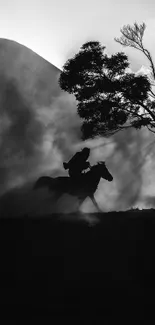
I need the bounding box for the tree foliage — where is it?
[59,40,152,139]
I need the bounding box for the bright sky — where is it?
[0,0,155,69]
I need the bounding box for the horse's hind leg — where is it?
[52,191,62,202]
[46,190,61,203]
[76,197,86,214]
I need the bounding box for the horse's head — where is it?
[97,161,113,182]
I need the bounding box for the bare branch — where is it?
[115,22,155,82]
[115,22,146,50]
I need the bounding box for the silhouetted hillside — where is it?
[0,209,155,321]
[0,39,78,197]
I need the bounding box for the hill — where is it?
[0,39,78,196]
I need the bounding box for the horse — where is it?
[33,161,113,212]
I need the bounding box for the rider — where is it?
[63,147,90,179]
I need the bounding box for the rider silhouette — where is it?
[63,147,90,179]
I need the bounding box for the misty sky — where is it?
[0,0,155,69]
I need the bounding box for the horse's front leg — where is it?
[89,194,102,213]
[75,196,86,214]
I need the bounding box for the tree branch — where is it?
[122,106,149,119]
[137,101,155,120]
[149,91,155,99]
[146,125,155,134]
[142,47,155,79]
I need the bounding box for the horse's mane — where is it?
[86,161,105,175]
[97,161,105,165]
[92,161,105,168]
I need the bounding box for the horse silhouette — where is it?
[33,161,113,212]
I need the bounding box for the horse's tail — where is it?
[63,162,68,170]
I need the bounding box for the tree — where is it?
[115,22,155,83]
[115,22,155,134]
[59,41,151,139]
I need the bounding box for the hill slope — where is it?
[0,39,78,196]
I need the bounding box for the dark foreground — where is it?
[0,209,155,321]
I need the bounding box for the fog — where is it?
[0,39,155,217]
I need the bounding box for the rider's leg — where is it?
[84,161,90,169]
